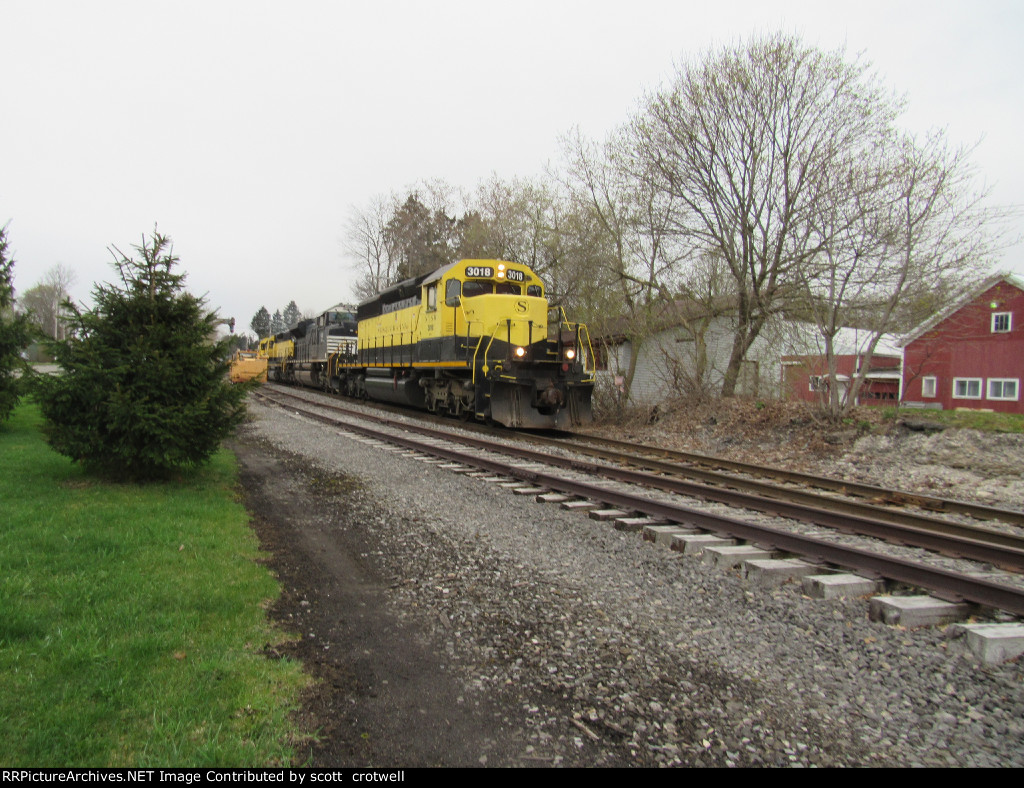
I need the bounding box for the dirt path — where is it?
[233,436,538,767]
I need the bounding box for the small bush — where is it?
[0,225,33,423]
[35,230,249,480]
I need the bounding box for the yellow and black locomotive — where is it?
[263,259,595,429]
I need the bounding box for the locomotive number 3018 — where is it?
[465,266,494,278]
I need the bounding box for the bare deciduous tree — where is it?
[558,126,690,402]
[344,194,401,300]
[20,263,77,340]
[635,33,901,397]
[792,129,1010,420]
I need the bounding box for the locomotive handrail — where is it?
[576,323,597,380]
[455,299,487,383]
[475,330,500,382]
[548,305,597,380]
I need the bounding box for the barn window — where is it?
[952,378,982,399]
[992,312,1012,333]
[921,376,937,398]
[809,375,827,392]
[988,379,1019,401]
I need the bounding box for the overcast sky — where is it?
[4,0,1023,334]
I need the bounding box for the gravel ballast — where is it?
[238,399,1024,767]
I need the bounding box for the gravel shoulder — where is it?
[235,438,526,767]
[235,399,1024,767]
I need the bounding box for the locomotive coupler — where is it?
[538,383,564,408]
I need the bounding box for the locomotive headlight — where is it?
[497,263,506,279]
[565,348,576,361]
[514,346,526,359]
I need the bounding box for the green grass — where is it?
[885,406,1024,433]
[0,404,309,766]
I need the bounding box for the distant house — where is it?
[592,299,786,406]
[780,324,902,407]
[900,274,1024,414]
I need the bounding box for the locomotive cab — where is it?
[429,261,594,428]
[422,261,547,356]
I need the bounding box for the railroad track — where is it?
[263,382,1023,529]
[253,386,1024,616]
[557,432,1024,527]
[511,434,1024,561]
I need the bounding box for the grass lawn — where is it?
[0,404,309,766]
[886,406,1024,433]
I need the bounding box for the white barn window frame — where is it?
[921,376,937,398]
[952,378,983,399]
[992,312,1012,333]
[988,378,1020,401]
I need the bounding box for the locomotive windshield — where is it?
[460,281,523,298]
[461,281,499,297]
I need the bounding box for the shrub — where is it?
[35,230,249,480]
[0,224,33,423]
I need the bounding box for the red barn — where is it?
[781,325,902,407]
[901,274,1024,414]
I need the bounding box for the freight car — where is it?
[263,259,595,429]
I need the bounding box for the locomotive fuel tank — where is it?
[362,368,426,408]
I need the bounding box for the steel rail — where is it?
[254,391,1024,615]
[263,381,1024,528]
[258,389,1024,570]
[561,432,1024,527]
[511,432,1024,553]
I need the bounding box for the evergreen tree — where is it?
[35,229,249,480]
[0,224,33,423]
[282,300,301,329]
[250,306,270,339]
[270,309,284,334]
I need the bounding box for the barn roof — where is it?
[782,322,902,358]
[897,272,1024,346]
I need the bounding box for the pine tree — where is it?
[35,229,249,480]
[282,300,301,329]
[250,306,270,339]
[0,224,33,423]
